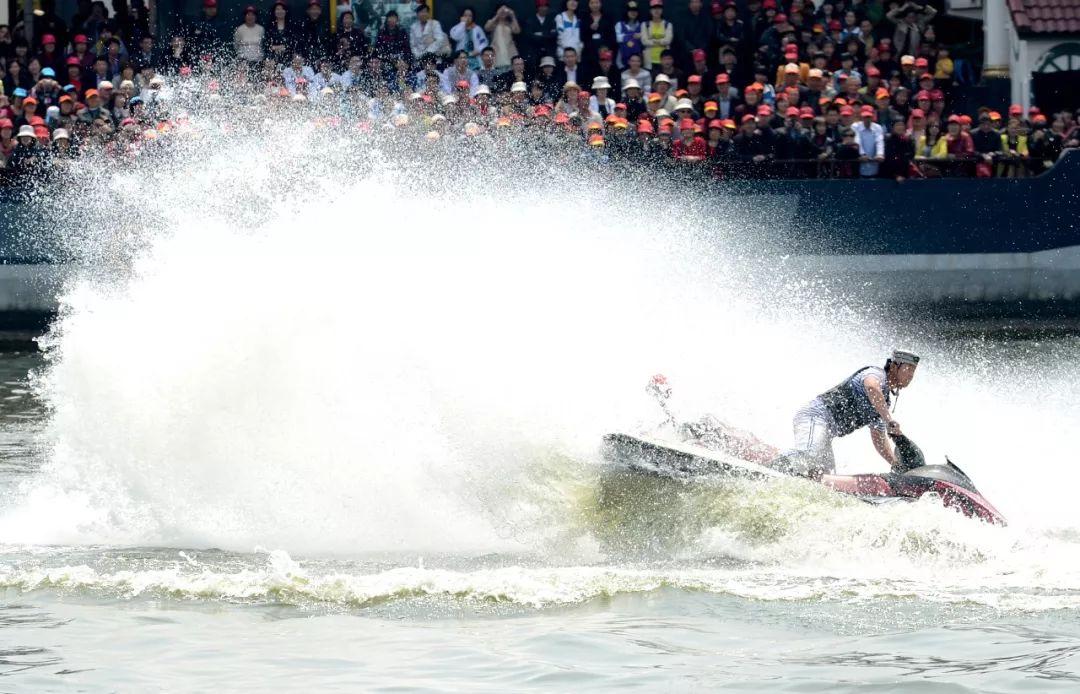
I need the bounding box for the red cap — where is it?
[930,89,944,100]
[959,114,972,125]
[536,0,549,5]
[599,49,613,60]
[245,5,257,13]
[615,102,627,110]
[860,105,875,116]
[947,114,961,124]
[1008,104,1022,115]
[688,74,701,84]
[1029,106,1041,114]
[911,108,925,118]
[916,90,931,101]
[650,0,663,7]
[774,13,787,23]
[757,104,773,116]
[839,105,854,116]
[308,0,320,5]
[203,0,217,7]
[22,96,37,106]
[715,73,729,84]
[704,100,718,111]
[799,106,814,118]
[784,45,798,56]
[42,34,56,45]
[711,1,723,13]
[66,56,81,66]
[763,0,777,7]
[741,114,756,124]
[915,57,929,67]
[785,106,800,117]
[828,19,841,30]
[679,117,695,130]
[0,119,11,129]
[59,94,73,103]
[73,34,88,44]
[180,66,193,75]
[456,80,469,89]
[708,118,724,129]
[866,66,880,77]
[692,49,706,61]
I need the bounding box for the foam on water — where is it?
[1,104,1078,607]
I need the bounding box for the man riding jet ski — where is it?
[604,353,1005,524]
[775,349,921,479]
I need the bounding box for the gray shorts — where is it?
[784,397,836,477]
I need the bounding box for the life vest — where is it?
[818,366,890,437]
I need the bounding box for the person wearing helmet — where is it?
[777,350,921,478]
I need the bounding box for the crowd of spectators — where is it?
[1,0,1078,184]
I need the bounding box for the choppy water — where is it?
[3,335,1080,691]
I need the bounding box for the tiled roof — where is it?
[1009,0,1080,34]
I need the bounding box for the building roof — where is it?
[1009,0,1080,34]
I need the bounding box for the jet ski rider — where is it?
[779,350,921,478]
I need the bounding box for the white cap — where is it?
[475,84,491,96]
[539,56,556,68]
[675,98,693,111]
[891,350,921,366]
[623,78,641,90]
[654,73,671,84]
[440,93,457,105]
[409,92,424,100]
[655,108,670,118]
[510,81,527,93]
[592,76,611,90]
[16,125,35,138]
[99,80,114,90]
[320,86,334,95]
[52,128,69,140]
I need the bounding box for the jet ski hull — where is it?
[604,432,1005,525]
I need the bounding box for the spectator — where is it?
[521,0,558,69]
[641,0,673,70]
[680,0,713,66]
[189,0,226,58]
[409,4,447,62]
[476,47,500,87]
[581,0,615,71]
[882,118,913,180]
[450,7,488,70]
[555,0,582,60]
[297,0,328,63]
[338,11,370,62]
[851,104,884,177]
[621,53,651,94]
[441,50,479,95]
[282,53,315,95]
[264,2,294,65]
[714,2,744,55]
[554,47,583,85]
[234,6,265,67]
[615,2,643,70]
[375,11,410,64]
[484,4,521,70]
[887,2,936,58]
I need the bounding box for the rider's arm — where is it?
[863,376,895,427]
[871,427,898,468]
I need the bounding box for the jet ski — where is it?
[603,376,1006,525]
